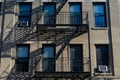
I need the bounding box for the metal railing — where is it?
[35,57,90,72]
[39,12,88,26]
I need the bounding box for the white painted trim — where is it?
[41,0,61,2]
[68,0,85,2]
[91,0,106,2]
[0,0,3,2]
[17,0,34,2]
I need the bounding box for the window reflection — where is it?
[43,45,55,72]
[93,3,106,27]
[19,3,31,27]
[44,4,55,25]
[16,44,29,72]
[96,45,109,72]
[70,3,81,25]
[70,45,83,72]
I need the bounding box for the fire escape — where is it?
[33,0,90,80]
[0,0,90,79]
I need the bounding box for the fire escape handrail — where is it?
[38,12,88,26]
[55,27,77,59]
[55,0,67,15]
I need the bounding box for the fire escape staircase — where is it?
[1,0,42,54]
[0,0,89,79]
[1,0,67,54]
[55,27,77,59]
[34,0,89,79]
[56,0,67,15]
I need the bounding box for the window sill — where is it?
[91,27,108,30]
[94,72,112,76]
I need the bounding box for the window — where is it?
[0,3,1,13]
[96,45,109,72]
[19,3,32,27]
[70,44,83,72]
[16,44,30,72]
[93,3,107,27]
[69,3,82,25]
[43,3,55,25]
[42,44,55,72]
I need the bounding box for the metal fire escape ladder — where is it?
[0,0,15,59]
[55,27,78,59]
[56,0,67,15]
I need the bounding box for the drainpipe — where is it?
[106,0,114,75]
[0,0,6,65]
[87,19,92,80]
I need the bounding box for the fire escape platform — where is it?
[27,25,87,42]
[36,24,87,27]
[35,72,90,78]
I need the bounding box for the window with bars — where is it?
[42,44,55,72]
[16,44,30,72]
[70,44,83,72]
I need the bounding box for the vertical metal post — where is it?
[106,0,114,75]
[87,14,92,80]
[0,0,6,65]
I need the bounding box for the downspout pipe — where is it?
[106,0,114,75]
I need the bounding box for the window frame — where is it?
[69,44,83,72]
[43,2,56,26]
[16,44,30,72]
[69,2,82,25]
[42,44,56,72]
[93,2,107,27]
[95,44,109,72]
[42,44,56,58]
[18,2,32,27]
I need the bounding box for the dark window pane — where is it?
[19,17,30,21]
[70,4,81,13]
[94,5,104,14]
[16,44,29,72]
[44,4,55,15]
[44,4,55,25]
[19,5,31,12]
[70,45,83,72]
[93,3,106,27]
[19,3,31,27]
[96,45,109,66]
[95,16,105,27]
[20,11,31,16]
[17,47,28,58]
[70,3,81,25]
[42,45,55,72]
[43,46,54,58]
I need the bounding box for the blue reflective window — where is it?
[43,45,55,72]
[70,45,83,72]
[44,4,55,15]
[69,3,81,25]
[17,45,29,62]
[16,44,30,72]
[96,45,109,66]
[93,3,107,27]
[18,47,28,58]
[19,3,32,27]
[44,4,55,25]
[43,46,54,58]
